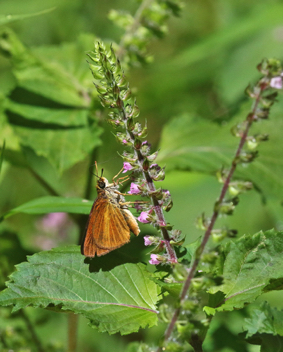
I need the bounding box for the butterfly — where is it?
[81,164,140,257]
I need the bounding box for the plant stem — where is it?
[157,81,265,350]
[20,309,45,352]
[29,167,60,197]
[117,0,155,59]
[68,313,79,352]
[121,105,178,263]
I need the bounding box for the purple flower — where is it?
[149,254,161,265]
[142,140,151,147]
[163,189,171,196]
[137,211,150,223]
[41,212,67,230]
[144,236,153,246]
[128,182,140,194]
[134,203,143,211]
[123,162,133,173]
[270,76,282,89]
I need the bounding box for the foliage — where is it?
[0,1,283,352]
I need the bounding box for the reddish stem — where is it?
[157,83,265,350]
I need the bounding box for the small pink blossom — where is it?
[134,203,143,211]
[270,76,282,89]
[128,182,140,195]
[122,139,128,144]
[122,162,133,173]
[149,254,161,265]
[41,212,67,230]
[137,211,150,223]
[144,236,153,246]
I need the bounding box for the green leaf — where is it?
[0,246,159,335]
[0,139,5,174]
[243,302,283,338]
[0,8,55,26]
[0,231,33,289]
[209,229,283,311]
[5,99,88,126]
[158,112,283,200]
[0,28,91,107]
[260,335,283,352]
[1,196,93,221]
[12,123,102,173]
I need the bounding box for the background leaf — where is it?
[209,229,283,311]
[243,302,283,338]
[0,246,159,335]
[158,109,283,200]
[1,196,93,220]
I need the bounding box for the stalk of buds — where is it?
[157,58,283,351]
[87,42,178,264]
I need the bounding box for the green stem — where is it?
[20,309,45,352]
[117,0,155,59]
[68,313,79,352]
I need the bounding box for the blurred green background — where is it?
[0,0,283,351]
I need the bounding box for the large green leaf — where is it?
[0,28,91,107]
[241,302,283,352]
[243,302,283,338]
[0,246,159,335]
[209,230,283,311]
[158,110,283,200]
[12,123,102,173]
[1,196,92,221]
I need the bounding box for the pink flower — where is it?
[270,76,282,89]
[134,203,143,211]
[41,212,67,230]
[144,236,153,246]
[122,162,133,173]
[128,182,140,195]
[149,254,161,265]
[137,211,150,223]
[122,139,128,144]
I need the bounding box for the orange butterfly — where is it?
[81,164,140,257]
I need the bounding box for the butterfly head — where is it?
[96,177,110,190]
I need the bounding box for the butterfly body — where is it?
[81,176,140,257]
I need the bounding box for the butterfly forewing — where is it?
[81,196,131,257]
[92,198,131,250]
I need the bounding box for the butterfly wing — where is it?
[81,197,131,257]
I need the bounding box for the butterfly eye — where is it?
[98,180,106,189]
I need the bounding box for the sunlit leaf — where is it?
[158,112,283,200]
[209,229,283,311]
[0,246,159,335]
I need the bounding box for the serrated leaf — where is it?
[1,196,92,221]
[158,112,283,200]
[0,28,90,107]
[243,302,283,338]
[12,123,102,173]
[209,229,283,311]
[0,246,159,335]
